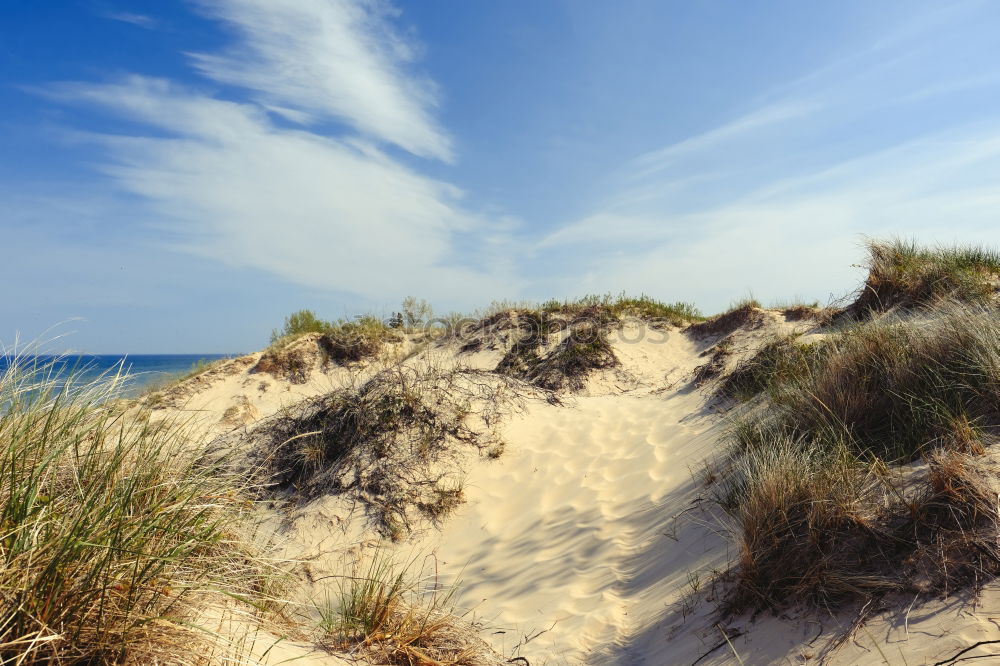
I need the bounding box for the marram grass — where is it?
[0,353,275,664]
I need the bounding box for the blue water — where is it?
[0,354,238,397]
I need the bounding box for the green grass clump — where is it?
[852,238,1000,314]
[270,309,334,344]
[0,355,273,663]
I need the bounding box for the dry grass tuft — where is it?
[252,345,312,383]
[231,365,524,539]
[495,317,619,392]
[316,551,505,665]
[720,440,899,609]
[904,451,1000,594]
[720,440,1000,611]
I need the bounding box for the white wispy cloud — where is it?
[47,75,506,300]
[625,101,817,182]
[43,1,509,305]
[102,11,158,28]
[188,0,453,161]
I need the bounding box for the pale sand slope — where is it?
[156,314,1000,665]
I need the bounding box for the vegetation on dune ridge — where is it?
[0,355,278,664]
[711,239,1000,615]
[850,237,1000,315]
[139,356,234,403]
[271,294,703,350]
[537,292,703,326]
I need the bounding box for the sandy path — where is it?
[424,383,725,661]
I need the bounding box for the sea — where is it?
[0,354,239,398]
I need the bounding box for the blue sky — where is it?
[3,1,1000,353]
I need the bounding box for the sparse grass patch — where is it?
[139,356,230,397]
[253,345,312,383]
[689,302,765,338]
[729,296,763,310]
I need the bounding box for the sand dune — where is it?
[146,306,1000,665]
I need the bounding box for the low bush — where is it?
[318,315,398,365]
[498,324,619,392]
